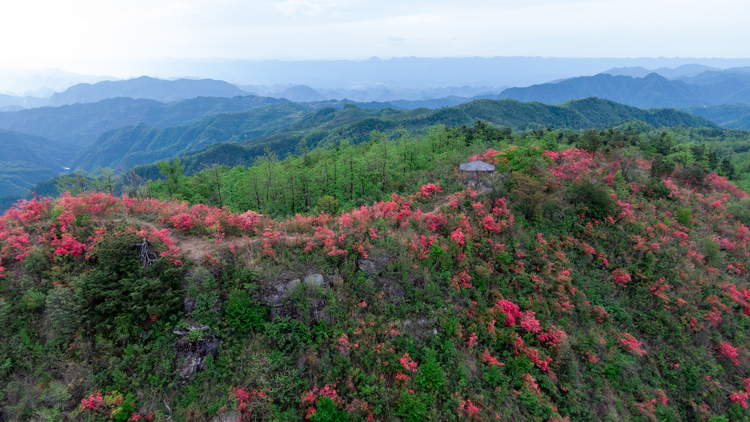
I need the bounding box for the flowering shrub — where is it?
[418,183,443,198]
[480,349,503,366]
[717,341,740,366]
[232,386,272,420]
[619,333,646,356]
[300,385,344,420]
[399,353,418,373]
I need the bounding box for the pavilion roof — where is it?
[459,160,495,172]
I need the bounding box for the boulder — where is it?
[304,273,325,287]
[175,334,220,382]
[211,411,240,422]
[357,254,392,275]
[183,297,196,314]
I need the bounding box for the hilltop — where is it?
[2,120,750,420]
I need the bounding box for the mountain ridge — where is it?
[48,76,250,106]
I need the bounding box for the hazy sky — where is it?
[2,0,749,71]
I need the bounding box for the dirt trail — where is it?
[116,188,493,263]
[123,216,221,263]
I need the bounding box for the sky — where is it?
[1,0,749,75]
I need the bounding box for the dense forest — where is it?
[2,115,750,421]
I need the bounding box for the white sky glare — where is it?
[1,0,748,72]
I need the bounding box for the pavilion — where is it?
[459,159,496,185]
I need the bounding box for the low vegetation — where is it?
[2,118,750,421]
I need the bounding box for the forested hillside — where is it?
[0,96,291,147]
[81,98,713,175]
[2,118,750,421]
[0,129,80,197]
[683,104,750,130]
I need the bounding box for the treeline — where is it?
[140,121,747,218]
[19,120,749,219]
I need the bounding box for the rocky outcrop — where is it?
[175,333,220,382]
[265,273,328,308]
[211,411,240,422]
[357,254,393,275]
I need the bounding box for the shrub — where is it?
[567,181,617,220]
[415,348,447,391]
[224,289,269,333]
[81,235,183,334]
[45,285,83,340]
[317,195,339,215]
[310,397,348,422]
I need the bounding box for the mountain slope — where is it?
[70,102,311,172]
[0,129,79,196]
[2,132,750,420]
[497,73,750,108]
[48,76,250,106]
[0,95,290,146]
[122,98,715,178]
[683,103,750,130]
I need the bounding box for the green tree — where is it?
[156,158,185,198]
[45,285,83,342]
[56,168,92,195]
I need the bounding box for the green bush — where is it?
[224,288,269,333]
[45,285,82,341]
[397,392,428,422]
[310,397,348,422]
[568,181,617,220]
[415,348,447,391]
[646,178,673,199]
[80,235,183,334]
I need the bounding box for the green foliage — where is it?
[45,285,83,341]
[224,289,269,333]
[397,392,428,422]
[317,195,340,215]
[415,348,447,391]
[310,397,348,422]
[567,180,617,220]
[80,235,183,335]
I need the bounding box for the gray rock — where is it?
[183,297,196,314]
[280,279,300,292]
[211,411,240,422]
[304,274,325,286]
[357,254,392,275]
[175,335,220,382]
[173,324,210,336]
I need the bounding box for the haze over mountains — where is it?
[6,57,750,110]
[498,68,750,108]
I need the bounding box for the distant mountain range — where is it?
[0,95,289,146]
[0,65,115,96]
[602,64,721,79]
[682,103,750,130]
[495,70,750,108]
[48,76,250,106]
[120,97,715,178]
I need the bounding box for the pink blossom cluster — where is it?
[399,353,418,373]
[619,333,646,356]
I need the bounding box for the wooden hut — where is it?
[459,159,496,185]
